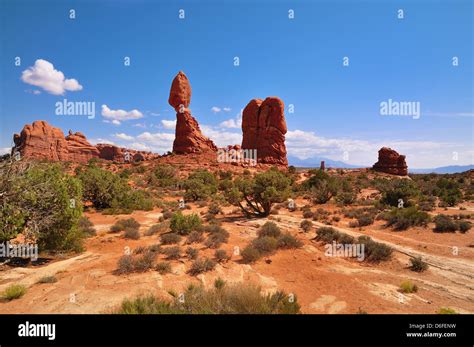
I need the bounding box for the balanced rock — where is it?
[168,71,217,154]
[241,97,288,166]
[373,147,408,176]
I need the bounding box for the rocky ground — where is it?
[1,196,473,314]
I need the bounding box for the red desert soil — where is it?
[1,199,473,314]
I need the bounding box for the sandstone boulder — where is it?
[241,97,287,166]
[373,147,408,176]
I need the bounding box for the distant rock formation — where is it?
[168,71,217,154]
[373,147,408,176]
[320,160,325,171]
[12,120,159,163]
[241,97,288,166]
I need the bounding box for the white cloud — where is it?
[21,59,83,95]
[219,113,242,129]
[211,106,221,113]
[101,105,143,123]
[129,142,152,151]
[114,133,134,141]
[201,125,241,147]
[161,119,177,129]
[89,138,115,145]
[0,147,11,155]
[223,107,231,112]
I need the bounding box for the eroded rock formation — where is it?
[241,97,288,166]
[168,71,217,154]
[373,147,408,176]
[12,120,158,163]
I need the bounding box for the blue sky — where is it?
[0,0,472,168]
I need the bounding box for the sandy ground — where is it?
[1,198,473,314]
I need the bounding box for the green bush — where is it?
[115,283,300,314]
[258,222,282,238]
[163,246,181,260]
[458,221,472,233]
[183,170,218,201]
[241,245,261,263]
[155,261,172,274]
[409,257,429,272]
[1,284,27,301]
[160,233,182,245]
[277,233,303,249]
[124,228,140,240]
[300,219,313,232]
[357,214,374,227]
[251,236,278,255]
[437,307,458,314]
[226,168,291,217]
[169,212,202,235]
[399,280,418,293]
[110,218,140,233]
[188,257,216,275]
[214,249,230,262]
[78,164,153,212]
[150,165,177,188]
[186,230,204,244]
[204,229,229,249]
[433,215,457,233]
[37,276,57,284]
[358,236,393,263]
[0,162,84,252]
[383,207,430,231]
[185,247,199,260]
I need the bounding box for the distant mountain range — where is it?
[288,156,473,174]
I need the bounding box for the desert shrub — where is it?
[251,236,278,255]
[300,219,313,232]
[277,233,303,249]
[207,202,222,215]
[1,284,27,301]
[78,216,96,237]
[185,247,199,260]
[124,228,140,240]
[399,280,418,293]
[170,212,202,235]
[377,179,419,207]
[110,218,140,233]
[188,257,216,275]
[214,277,226,290]
[116,284,300,314]
[204,229,229,248]
[358,236,392,263]
[418,196,436,211]
[437,307,458,314]
[357,214,375,227]
[37,276,57,284]
[226,168,291,217]
[458,221,472,233]
[214,249,230,262]
[150,165,177,188]
[315,227,341,243]
[304,170,339,204]
[116,255,134,274]
[383,207,430,231]
[183,170,218,201]
[0,162,84,252]
[145,222,168,236]
[155,261,172,274]
[186,231,204,244]
[241,245,261,263]
[409,257,429,272]
[433,215,457,233]
[160,233,182,245]
[163,246,181,260]
[202,224,226,234]
[257,222,282,238]
[133,251,157,272]
[303,210,314,219]
[78,164,153,212]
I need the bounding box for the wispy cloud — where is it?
[101,105,143,125]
